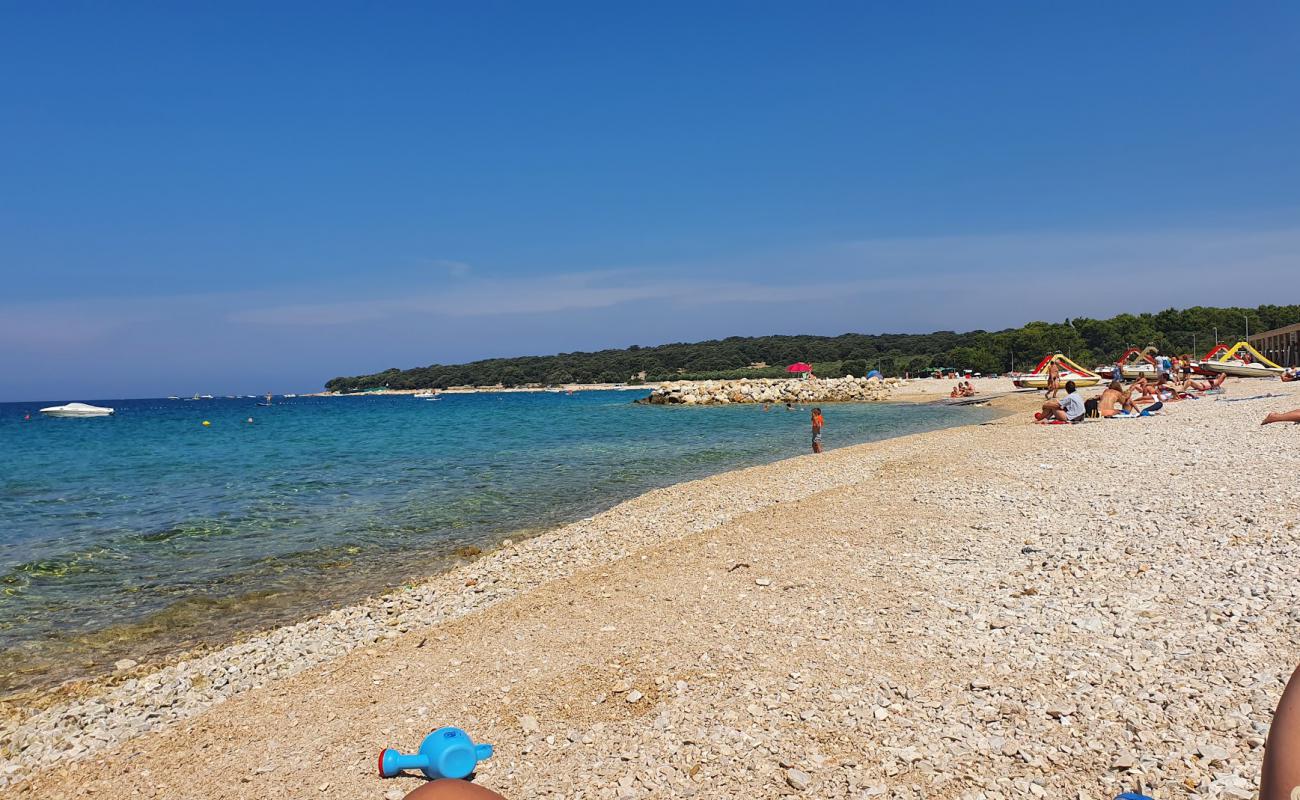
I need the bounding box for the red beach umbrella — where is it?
[786,362,812,373]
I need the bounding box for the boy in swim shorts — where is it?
[811,407,824,453]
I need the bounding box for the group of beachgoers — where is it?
[1035,357,1300,425]
[949,380,978,398]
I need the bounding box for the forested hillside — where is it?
[324,305,1300,391]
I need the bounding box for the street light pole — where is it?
[1243,313,1250,341]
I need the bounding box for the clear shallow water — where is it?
[0,391,996,696]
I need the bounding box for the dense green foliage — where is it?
[325,305,1300,391]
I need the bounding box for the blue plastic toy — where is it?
[379,727,494,780]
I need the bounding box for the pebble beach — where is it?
[4,381,1299,799]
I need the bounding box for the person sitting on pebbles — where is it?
[1036,380,1086,423]
[1097,380,1139,418]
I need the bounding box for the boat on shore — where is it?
[1195,341,1286,378]
[1096,347,1161,380]
[39,402,114,417]
[1198,360,1286,378]
[1012,353,1102,389]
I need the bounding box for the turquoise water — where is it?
[0,391,996,695]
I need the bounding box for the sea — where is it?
[0,391,998,697]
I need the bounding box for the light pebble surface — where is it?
[4,381,1299,799]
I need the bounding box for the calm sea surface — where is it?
[0,391,996,696]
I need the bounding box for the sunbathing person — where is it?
[1282,369,1299,383]
[1189,372,1228,392]
[1262,409,1300,425]
[1131,375,1157,402]
[1097,380,1138,417]
[950,383,963,398]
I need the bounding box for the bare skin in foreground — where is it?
[1262,663,1300,800]
[404,780,508,800]
[1262,409,1300,425]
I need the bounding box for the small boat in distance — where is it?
[413,390,438,399]
[40,402,114,417]
[257,392,274,407]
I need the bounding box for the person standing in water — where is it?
[810,407,824,453]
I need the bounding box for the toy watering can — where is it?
[379,727,493,780]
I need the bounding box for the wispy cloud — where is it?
[223,225,1300,328]
[227,272,894,326]
[3,225,1298,400]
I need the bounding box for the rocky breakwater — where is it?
[640,376,904,405]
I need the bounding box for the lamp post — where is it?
[1243,313,1250,341]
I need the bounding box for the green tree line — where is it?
[324,304,1300,391]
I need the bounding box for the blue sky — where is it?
[2,2,1298,400]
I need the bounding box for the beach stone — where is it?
[785,768,812,791]
[113,659,137,672]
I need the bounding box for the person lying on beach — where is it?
[1036,380,1085,423]
[1189,372,1228,392]
[1152,374,1187,402]
[1262,409,1300,425]
[1131,375,1156,402]
[1282,369,1300,383]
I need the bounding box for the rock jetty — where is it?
[641,376,904,405]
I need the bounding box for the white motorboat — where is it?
[40,402,114,417]
[413,391,438,399]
